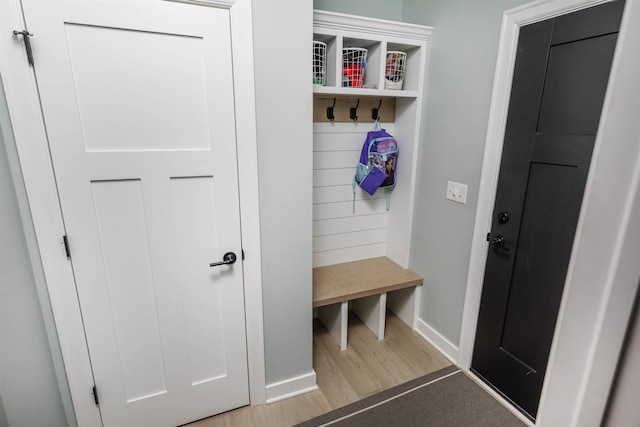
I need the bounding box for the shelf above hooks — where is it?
[313,95,396,123]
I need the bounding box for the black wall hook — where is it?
[327,98,336,121]
[350,99,360,121]
[372,99,382,120]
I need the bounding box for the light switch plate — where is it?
[446,181,468,204]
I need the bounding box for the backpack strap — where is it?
[352,176,357,215]
[373,118,382,131]
[385,187,391,211]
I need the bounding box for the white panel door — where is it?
[20,1,249,426]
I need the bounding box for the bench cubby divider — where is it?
[351,292,387,341]
[317,301,349,351]
[387,285,421,329]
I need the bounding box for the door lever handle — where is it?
[210,252,237,267]
[487,235,509,252]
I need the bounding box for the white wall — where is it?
[251,0,315,385]
[0,79,73,427]
[312,123,393,267]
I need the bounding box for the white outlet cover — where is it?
[446,181,468,204]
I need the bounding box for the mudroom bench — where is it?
[313,256,423,350]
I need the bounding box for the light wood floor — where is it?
[188,311,452,427]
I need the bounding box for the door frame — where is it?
[460,0,640,425]
[0,0,265,425]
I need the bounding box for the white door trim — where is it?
[0,0,264,425]
[460,0,639,425]
[226,0,267,407]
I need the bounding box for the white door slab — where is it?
[20,1,249,425]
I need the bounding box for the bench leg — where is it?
[317,301,348,350]
[351,293,386,340]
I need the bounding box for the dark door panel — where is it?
[537,33,619,135]
[472,0,624,419]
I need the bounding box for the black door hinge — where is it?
[92,385,99,406]
[242,249,245,260]
[63,235,71,259]
[12,30,34,66]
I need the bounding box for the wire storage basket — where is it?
[385,51,406,90]
[342,47,367,88]
[313,41,327,85]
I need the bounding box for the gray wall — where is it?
[403,0,529,345]
[251,0,315,385]
[0,80,72,426]
[604,287,640,426]
[313,0,403,21]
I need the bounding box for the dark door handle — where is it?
[210,252,237,267]
[487,235,509,252]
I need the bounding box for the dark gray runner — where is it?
[295,366,525,427]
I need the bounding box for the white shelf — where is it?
[312,85,419,99]
[313,9,432,96]
[313,10,432,42]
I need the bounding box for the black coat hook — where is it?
[372,99,382,120]
[327,98,336,121]
[350,99,360,121]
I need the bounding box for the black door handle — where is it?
[210,252,237,267]
[487,235,509,252]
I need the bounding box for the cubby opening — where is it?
[313,33,337,87]
[386,43,422,92]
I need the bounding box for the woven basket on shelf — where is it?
[342,47,367,88]
[313,41,327,85]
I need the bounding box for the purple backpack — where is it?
[353,121,398,213]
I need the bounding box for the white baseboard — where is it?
[265,370,318,404]
[414,318,460,364]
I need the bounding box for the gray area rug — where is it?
[295,365,526,427]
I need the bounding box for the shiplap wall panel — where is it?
[313,185,384,204]
[313,168,355,187]
[313,123,394,267]
[313,131,365,152]
[313,214,388,236]
[313,229,387,252]
[313,199,387,221]
[313,151,360,169]
[313,244,386,267]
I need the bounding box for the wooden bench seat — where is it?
[313,256,423,350]
[313,256,423,307]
